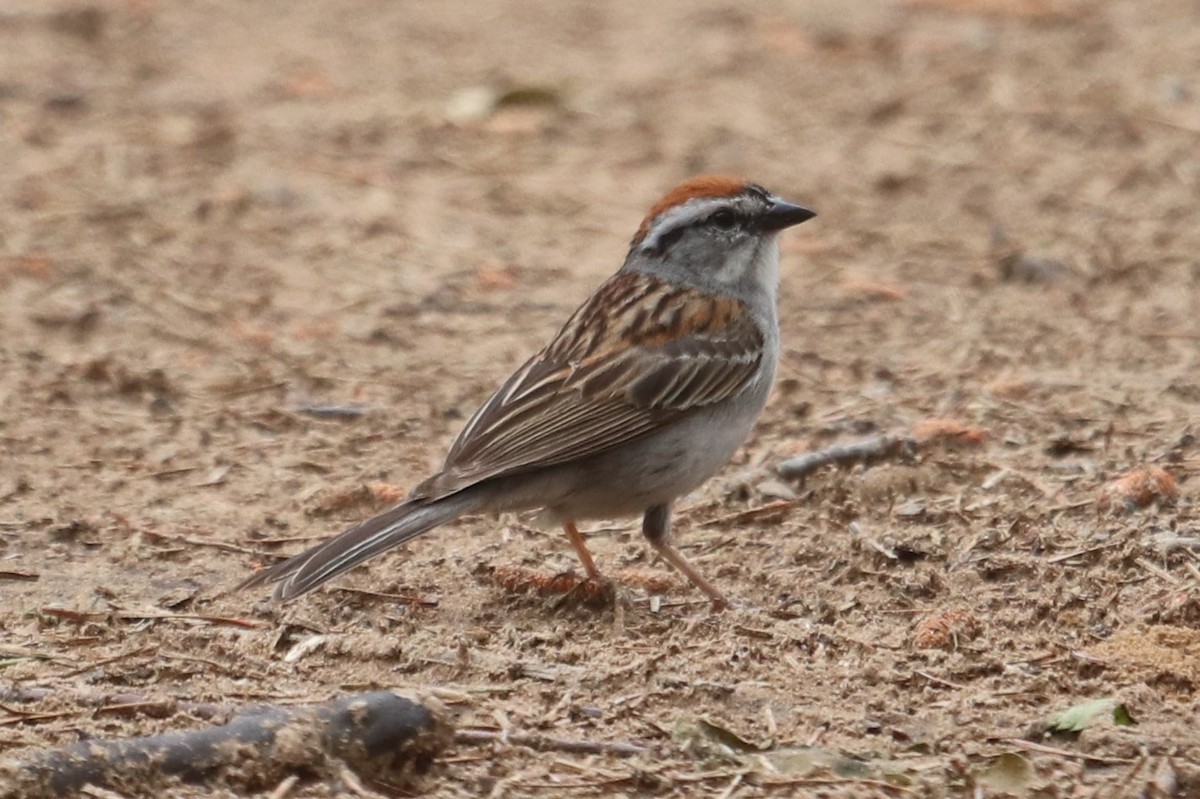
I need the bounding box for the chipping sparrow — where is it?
[241,176,815,608]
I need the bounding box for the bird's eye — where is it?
[710,209,737,229]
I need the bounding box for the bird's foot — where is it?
[558,571,616,609]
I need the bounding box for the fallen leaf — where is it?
[979,752,1033,792]
[1047,698,1136,733]
[911,419,988,447]
[368,483,405,505]
[695,717,766,753]
[913,609,981,650]
[307,483,404,517]
[1098,467,1177,511]
[671,717,765,763]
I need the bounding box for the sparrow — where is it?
[240,175,815,608]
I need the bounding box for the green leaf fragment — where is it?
[1047,698,1137,732]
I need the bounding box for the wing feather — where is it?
[414,271,765,500]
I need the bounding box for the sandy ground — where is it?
[2,0,1200,796]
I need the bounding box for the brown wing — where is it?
[413,271,765,500]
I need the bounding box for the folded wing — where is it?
[414,270,764,500]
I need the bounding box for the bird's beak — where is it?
[763,197,817,231]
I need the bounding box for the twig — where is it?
[294,404,370,419]
[159,650,257,678]
[1,687,232,720]
[1047,543,1116,564]
[777,435,916,480]
[1046,500,1095,514]
[1111,756,1151,797]
[1137,114,1200,136]
[754,776,914,794]
[629,597,711,609]
[335,762,387,798]
[79,788,130,799]
[267,775,301,799]
[1135,556,1181,586]
[53,646,158,679]
[716,772,745,799]
[334,586,440,606]
[142,530,263,556]
[0,570,38,582]
[40,607,261,630]
[147,467,198,480]
[0,708,80,727]
[213,380,289,398]
[1000,737,1135,765]
[0,648,73,666]
[243,534,328,545]
[515,777,634,791]
[92,700,182,719]
[702,500,795,528]
[454,728,650,757]
[913,670,969,690]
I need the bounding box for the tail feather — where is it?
[238,494,475,601]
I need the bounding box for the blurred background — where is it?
[2,0,1199,793]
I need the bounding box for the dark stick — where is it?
[776,434,917,480]
[0,692,449,799]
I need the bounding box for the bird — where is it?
[239,175,815,609]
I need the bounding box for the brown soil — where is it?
[2,0,1199,796]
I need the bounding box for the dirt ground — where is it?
[2,0,1200,796]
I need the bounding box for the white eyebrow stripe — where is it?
[637,196,737,253]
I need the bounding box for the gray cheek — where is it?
[712,240,757,285]
[715,238,779,297]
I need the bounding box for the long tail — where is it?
[238,492,480,602]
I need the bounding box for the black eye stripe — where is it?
[710,209,738,229]
[634,201,748,255]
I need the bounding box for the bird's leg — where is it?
[557,520,617,607]
[642,504,729,609]
[562,520,604,583]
